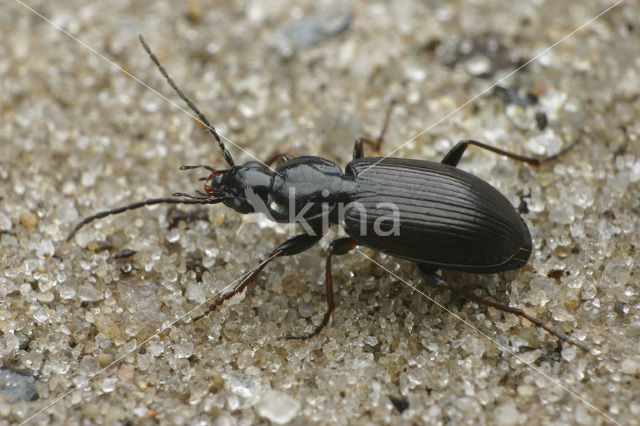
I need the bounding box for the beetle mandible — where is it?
[68,35,586,351]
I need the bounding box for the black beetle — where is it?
[68,36,586,351]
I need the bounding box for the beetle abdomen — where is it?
[343,158,532,273]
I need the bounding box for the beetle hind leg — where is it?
[286,238,357,340]
[416,264,588,352]
[441,137,581,168]
[441,140,543,167]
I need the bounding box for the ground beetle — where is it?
[68,36,586,351]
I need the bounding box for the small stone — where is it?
[97,353,114,367]
[32,308,50,323]
[561,345,576,362]
[495,403,520,426]
[117,280,160,314]
[0,215,12,231]
[212,414,238,426]
[0,368,38,402]
[627,321,640,337]
[58,286,76,299]
[104,406,126,423]
[95,315,121,339]
[226,373,262,399]
[56,201,78,223]
[19,212,38,229]
[36,239,55,259]
[621,358,640,375]
[118,364,134,381]
[20,283,32,295]
[174,342,194,359]
[37,291,54,303]
[464,55,491,76]
[77,284,103,302]
[101,377,117,393]
[166,228,180,243]
[365,336,378,346]
[527,277,558,306]
[574,404,592,424]
[549,204,575,225]
[517,384,535,397]
[79,356,100,376]
[257,390,301,424]
[185,282,206,304]
[80,170,97,187]
[272,9,351,55]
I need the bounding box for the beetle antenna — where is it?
[180,164,217,172]
[67,196,224,242]
[139,35,235,168]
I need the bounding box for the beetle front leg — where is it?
[416,265,588,351]
[287,237,357,340]
[193,233,322,322]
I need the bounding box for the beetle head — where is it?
[204,161,273,214]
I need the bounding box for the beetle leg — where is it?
[353,99,397,160]
[352,138,366,160]
[441,137,580,168]
[441,140,543,167]
[287,237,357,340]
[416,265,588,351]
[264,152,296,166]
[192,233,322,322]
[353,136,387,159]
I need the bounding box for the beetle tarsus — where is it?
[286,238,357,340]
[417,266,589,352]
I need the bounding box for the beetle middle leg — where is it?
[353,99,397,160]
[286,237,357,340]
[264,152,295,166]
[193,233,322,322]
[416,265,588,351]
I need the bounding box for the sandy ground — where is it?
[1,0,639,424]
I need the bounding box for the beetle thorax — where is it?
[267,157,345,225]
